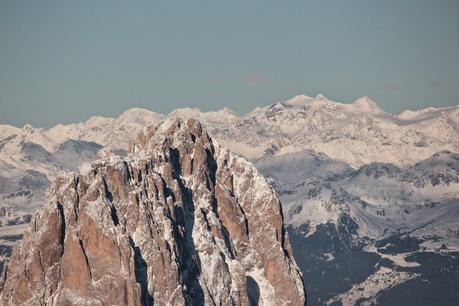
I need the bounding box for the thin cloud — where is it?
[384,83,400,91]
[245,74,271,86]
[430,80,441,89]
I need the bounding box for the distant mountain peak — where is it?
[285,94,314,105]
[219,106,238,116]
[167,107,203,118]
[353,96,382,112]
[21,124,35,133]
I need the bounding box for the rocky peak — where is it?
[285,95,314,106]
[435,111,450,125]
[0,118,305,305]
[352,96,382,113]
[21,124,35,133]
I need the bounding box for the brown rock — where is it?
[0,118,305,306]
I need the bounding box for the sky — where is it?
[1,0,459,128]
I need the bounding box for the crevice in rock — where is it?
[205,149,217,189]
[169,148,182,179]
[137,170,142,183]
[101,177,113,202]
[237,204,250,236]
[74,177,80,222]
[171,179,205,305]
[128,237,153,306]
[110,206,119,226]
[210,195,219,218]
[220,225,235,259]
[124,161,132,181]
[37,249,44,273]
[200,208,211,231]
[246,276,260,306]
[78,239,92,280]
[161,176,175,202]
[37,249,46,301]
[57,202,66,255]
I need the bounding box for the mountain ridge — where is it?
[2,94,458,134]
[1,95,458,168]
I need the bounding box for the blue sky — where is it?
[1,0,458,128]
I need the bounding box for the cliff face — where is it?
[0,118,305,306]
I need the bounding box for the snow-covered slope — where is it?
[46,108,163,149]
[2,94,458,168]
[255,149,459,305]
[208,94,459,167]
[256,150,459,241]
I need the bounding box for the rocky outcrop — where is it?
[0,118,305,306]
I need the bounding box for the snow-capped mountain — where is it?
[256,148,459,242]
[0,94,458,305]
[46,108,164,150]
[1,94,458,168]
[199,94,459,167]
[255,149,459,305]
[256,149,458,235]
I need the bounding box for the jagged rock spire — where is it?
[0,118,305,306]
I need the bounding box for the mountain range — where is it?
[1,94,458,305]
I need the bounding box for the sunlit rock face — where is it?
[0,118,305,306]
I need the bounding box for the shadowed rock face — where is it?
[0,118,305,306]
